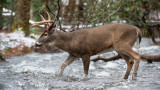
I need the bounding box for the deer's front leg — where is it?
[60,54,77,75]
[82,55,90,76]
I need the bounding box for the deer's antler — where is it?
[32,11,56,26]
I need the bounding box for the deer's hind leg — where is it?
[60,54,77,75]
[116,47,140,80]
[119,53,134,79]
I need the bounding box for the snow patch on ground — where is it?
[101,62,118,69]
[140,46,160,55]
[0,29,38,50]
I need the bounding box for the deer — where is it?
[32,11,142,80]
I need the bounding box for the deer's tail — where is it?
[137,30,142,44]
[136,28,142,53]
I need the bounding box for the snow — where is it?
[61,0,69,5]
[0,28,38,50]
[140,46,160,55]
[2,8,15,16]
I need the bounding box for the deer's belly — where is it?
[96,47,114,55]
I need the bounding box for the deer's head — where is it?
[32,11,57,47]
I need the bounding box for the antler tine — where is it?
[39,13,46,21]
[46,11,51,21]
[46,11,57,23]
[31,22,48,26]
[45,13,57,31]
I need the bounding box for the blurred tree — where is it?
[0,3,3,30]
[0,0,10,30]
[78,0,84,21]
[60,0,76,23]
[45,0,49,19]
[117,0,160,27]
[68,0,76,23]
[12,0,31,36]
[0,0,15,31]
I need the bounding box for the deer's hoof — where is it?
[59,73,63,77]
[123,77,128,80]
[123,75,129,80]
[132,76,137,80]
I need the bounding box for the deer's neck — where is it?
[54,31,72,51]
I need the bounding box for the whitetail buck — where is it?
[32,11,142,80]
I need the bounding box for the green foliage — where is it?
[0,0,12,9]
[114,0,159,26]
[76,0,159,27]
[32,0,59,21]
[30,27,41,34]
[1,0,160,33]
[32,0,44,21]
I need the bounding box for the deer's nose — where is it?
[35,42,43,47]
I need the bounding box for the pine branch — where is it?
[103,0,125,23]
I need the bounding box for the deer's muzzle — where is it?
[35,42,43,47]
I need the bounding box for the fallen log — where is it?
[91,54,121,62]
[141,55,160,63]
[91,54,160,62]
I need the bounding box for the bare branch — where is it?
[91,54,121,62]
[46,11,51,21]
[91,54,160,62]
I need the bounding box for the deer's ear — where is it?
[52,21,59,30]
[54,21,59,27]
[48,21,58,33]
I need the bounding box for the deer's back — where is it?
[67,23,139,56]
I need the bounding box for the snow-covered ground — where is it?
[0,40,160,90]
[0,29,38,50]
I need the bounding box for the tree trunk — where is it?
[9,0,14,31]
[45,0,49,19]
[67,0,76,23]
[78,0,84,21]
[0,4,3,30]
[12,0,31,37]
